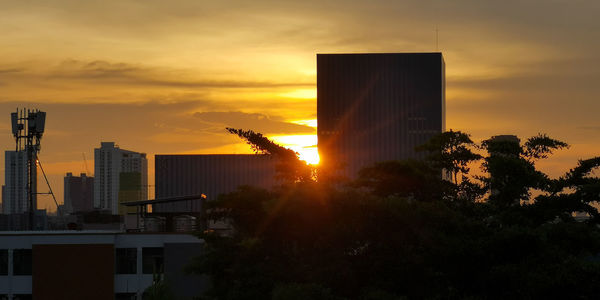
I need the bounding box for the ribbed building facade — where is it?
[154,154,277,212]
[317,53,445,177]
[94,142,148,215]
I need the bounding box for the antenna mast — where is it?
[11,109,46,230]
[435,25,439,52]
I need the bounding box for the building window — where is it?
[115,248,137,274]
[0,250,7,275]
[115,293,136,300]
[13,249,32,275]
[142,247,163,274]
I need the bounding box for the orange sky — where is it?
[1,0,599,211]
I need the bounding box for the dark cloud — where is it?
[193,111,314,134]
[0,100,229,159]
[0,68,23,74]
[48,59,313,89]
[451,57,600,92]
[577,126,600,131]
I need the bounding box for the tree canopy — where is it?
[189,130,600,299]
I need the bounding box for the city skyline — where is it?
[1,0,600,211]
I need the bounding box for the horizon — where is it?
[1,0,599,211]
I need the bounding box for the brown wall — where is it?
[33,244,114,300]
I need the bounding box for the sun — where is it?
[268,134,320,165]
[298,146,320,165]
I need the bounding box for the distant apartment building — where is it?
[2,151,36,215]
[94,142,148,215]
[64,172,94,214]
[154,154,277,212]
[0,231,207,300]
[317,53,446,177]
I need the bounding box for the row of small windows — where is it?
[0,249,31,276]
[0,248,163,276]
[115,247,164,275]
[0,295,31,300]
[319,130,340,135]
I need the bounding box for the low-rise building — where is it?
[0,231,207,299]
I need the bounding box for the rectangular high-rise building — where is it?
[94,142,147,215]
[3,151,36,214]
[64,173,94,214]
[317,53,445,177]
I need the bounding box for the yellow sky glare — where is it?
[1,0,600,211]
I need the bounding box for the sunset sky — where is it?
[1,0,599,211]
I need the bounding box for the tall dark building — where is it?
[317,53,445,177]
[64,172,94,214]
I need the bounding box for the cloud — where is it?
[2,0,600,211]
[193,111,315,134]
[47,59,313,89]
[0,68,23,74]
[577,126,600,131]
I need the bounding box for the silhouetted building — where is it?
[154,154,277,212]
[64,172,94,214]
[3,151,36,214]
[0,231,207,299]
[317,53,445,177]
[94,142,148,215]
[0,210,47,231]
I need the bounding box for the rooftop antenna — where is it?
[435,25,439,52]
[11,108,46,230]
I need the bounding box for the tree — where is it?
[480,134,567,209]
[190,130,600,299]
[142,273,173,300]
[417,129,482,185]
[354,160,449,202]
[523,133,569,162]
[227,128,314,182]
[530,157,600,224]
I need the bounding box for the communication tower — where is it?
[11,109,46,230]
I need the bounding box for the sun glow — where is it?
[269,134,320,165]
[291,118,318,128]
[278,88,316,99]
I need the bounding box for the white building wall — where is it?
[94,142,148,214]
[4,151,34,214]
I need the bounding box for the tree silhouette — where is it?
[227,128,314,182]
[417,129,481,185]
[189,130,600,300]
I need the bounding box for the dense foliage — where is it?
[189,130,600,299]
